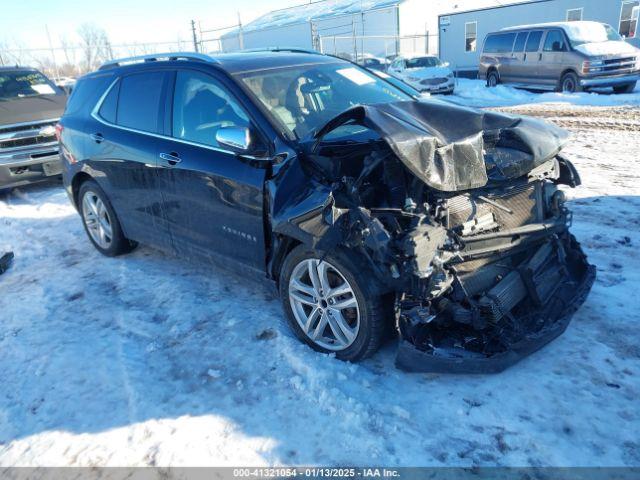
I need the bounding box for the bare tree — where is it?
[77,23,112,72]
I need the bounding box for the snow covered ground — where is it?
[449,78,640,108]
[1,87,639,467]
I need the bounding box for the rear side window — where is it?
[98,81,119,124]
[514,32,528,52]
[483,33,516,53]
[543,30,568,51]
[525,31,543,52]
[117,72,165,133]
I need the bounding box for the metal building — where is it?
[438,0,640,76]
[219,0,529,60]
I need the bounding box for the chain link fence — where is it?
[318,33,436,62]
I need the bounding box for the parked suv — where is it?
[59,51,594,373]
[0,66,67,190]
[479,21,640,93]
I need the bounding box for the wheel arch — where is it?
[71,171,94,208]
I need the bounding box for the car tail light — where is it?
[55,123,63,141]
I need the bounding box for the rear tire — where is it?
[613,82,636,94]
[559,72,582,93]
[279,245,389,362]
[78,180,136,257]
[486,71,500,88]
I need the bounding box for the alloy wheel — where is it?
[288,258,360,351]
[82,191,113,249]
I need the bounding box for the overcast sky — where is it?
[0,0,297,50]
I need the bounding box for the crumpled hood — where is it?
[404,66,452,79]
[313,100,570,192]
[0,94,67,127]
[573,40,638,57]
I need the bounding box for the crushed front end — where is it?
[286,100,595,373]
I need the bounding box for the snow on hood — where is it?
[313,101,569,191]
[405,66,453,79]
[574,40,639,57]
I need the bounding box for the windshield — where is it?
[564,23,623,46]
[0,70,58,100]
[236,62,411,139]
[406,57,442,69]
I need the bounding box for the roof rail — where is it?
[99,52,217,70]
[240,47,322,55]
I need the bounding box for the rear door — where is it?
[87,69,173,249]
[154,67,268,269]
[504,31,529,82]
[521,30,544,84]
[538,29,570,87]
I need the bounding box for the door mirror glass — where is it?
[216,126,252,153]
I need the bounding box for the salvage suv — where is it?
[1,66,67,190]
[59,51,595,373]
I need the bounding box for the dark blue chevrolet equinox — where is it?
[59,50,594,372]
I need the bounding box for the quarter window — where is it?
[172,70,250,148]
[483,33,517,53]
[543,30,568,52]
[98,81,119,124]
[117,72,166,133]
[619,1,639,37]
[566,8,583,21]
[525,30,543,52]
[465,22,477,52]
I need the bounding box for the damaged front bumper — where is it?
[281,100,595,373]
[397,232,595,373]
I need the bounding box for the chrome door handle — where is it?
[159,152,182,166]
[91,133,104,143]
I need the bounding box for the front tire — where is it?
[279,245,389,362]
[613,82,636,94]
[78,180,136,257]
[559,72,582,93]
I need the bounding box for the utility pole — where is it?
[45,24,60,79]
[191,20,199,53]
[237,12,244,50]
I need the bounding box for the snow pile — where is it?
[449,78,640,108]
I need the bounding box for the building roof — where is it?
[231,0,404,34]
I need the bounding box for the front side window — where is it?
[620,1,639,38]
[236,62,411,139]
[543,30,568,52]
[117,72,165,133]
[525,31,543,52]
[465,22,477,52]
[566,8,583,21]
[172,70,250,148]
[0,70,58,100]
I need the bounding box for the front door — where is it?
[156,68,268,270]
